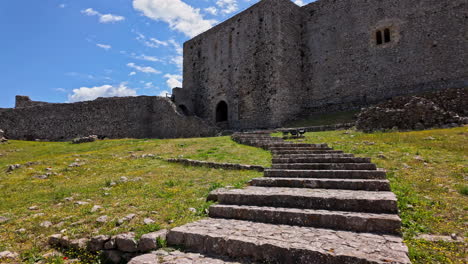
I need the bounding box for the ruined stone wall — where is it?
[181,0,304,129]
[0,96,217,141]
[301,0,468,112]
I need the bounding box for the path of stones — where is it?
[136,131,411,263]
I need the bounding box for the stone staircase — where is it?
[167,132,411,264]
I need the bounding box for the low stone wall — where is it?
[165,158,265,172]
[49,230,168,263]
[0,96,218,141]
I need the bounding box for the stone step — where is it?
[250,177,391,191]
[268,143,329,148]
[167,218,411,264]
[273,154,355,158]
[272,157,371,164]
[271,150,344,154]
[270,147,332,151]
[271,163,377,170]
[208,187,398,214]
[209,205,401,235]
[264,169,387,179]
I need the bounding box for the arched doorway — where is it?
[215,101,228,123]
[178,105,190,116]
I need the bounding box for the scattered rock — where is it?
[91,205,103,213]
[188,207,197,213]
[0,216,10,223]
[143,218,155,225]
[377,154,387,159]
[128,254,159,264]
[33,174,49,180]
[424,136,436,140]
[96,215,109,223]
[64,197,74,202]
[104,237,116,250]
[119,176,129,183]
[6,164,21,173]
[416,234,464,243]
[413,155,424,162]
[68,162,84,167]
[138,230,168,252]
[74,201,89,206]
[402,163,411,169]
[88,235,111,251]
[28,206,39,210]
[117,214,136,225]
[69,238,89,250]
[115,233,138,252]
[0,251,19,260]
[17,228,26,233]
[72,135,98,144]
[101,250,123,264]
[40,221,53,228]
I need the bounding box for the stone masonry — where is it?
[165,131,411,263]
[175,0,467,129]
[0,95,217,141]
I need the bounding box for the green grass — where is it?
[1,127,466,263]
[281,126,467,263]
[284,110,359,127]
[0,136,270,262]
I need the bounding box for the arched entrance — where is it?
[178,105,190,116]
[215,101,228,123]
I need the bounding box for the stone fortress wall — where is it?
[0,96,217,141]
[176,0,467,129]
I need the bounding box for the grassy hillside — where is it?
[0,137,270,263]
[283,126,467,264]
[0,127,466,263]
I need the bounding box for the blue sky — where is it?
[0,0,315,108]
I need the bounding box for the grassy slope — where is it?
[0,127,466,263]
[0,137,270,262]
[283,127,467,264]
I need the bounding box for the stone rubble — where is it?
[71,135,98,144]
[357,88,468,132]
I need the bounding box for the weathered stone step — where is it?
[268,143,329,148]
[265,169,387,179]
[250,177,391,191]
[208,187,398,214]
[167,218,411,264]
[271,150,344,154]
[270,147,332,151]
[209,205,401,235]
[271,163,377,170]
[273,153,355,158]
[272,157,371,164]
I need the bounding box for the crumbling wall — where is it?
[181,0,304,129]
[301,0,467,112]
[0,96,217,141]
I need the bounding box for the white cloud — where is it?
[171,56,183,69]
[216,0,238,14]
[129,71,137,76]
[159,90,170,97]
[132,0,218,37]
[68,83,137,102]
[136,32,169,48]
[96,43,111,50]
[164,74,182,89]
[81,8,125,23]
[55,88,67,93]
[127,62,161,74]
[294,0,305,6]
[204,7,218,15]
[135,54,162,62]
[168,39,182,55]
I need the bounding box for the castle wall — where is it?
[181,0,304,129]
[301,0,468,112]
[0,96,217,141]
